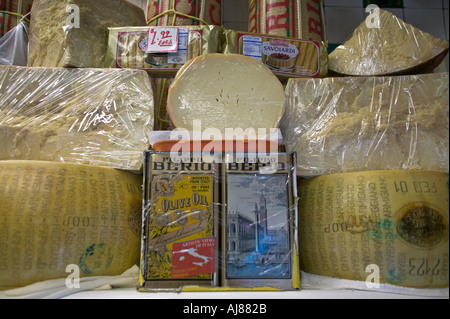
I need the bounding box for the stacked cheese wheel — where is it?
[167,53,285,135]
[0,161,142,289]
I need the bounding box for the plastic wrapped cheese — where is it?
[280,73,449,177]
[0,160,142,289]
[27,0,146,68]
[166,53,285,134]
[329,9,449,76]
[0,66,154,172]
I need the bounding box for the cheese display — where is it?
[146,0,221,26]
[166,53,285,134]
[281,73,449,177]
[27,0,146,68]
[104,25,223,76]
[298,170,449,288]
[329,9,449,76]
[0,160,143,289]
[0,66,155,171]
[248,0,325,42]
[222,29,328,78]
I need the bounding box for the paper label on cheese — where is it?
[298,170,449,289]
[0,161,143,289]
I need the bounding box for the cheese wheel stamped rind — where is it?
[0,161,143,290]
[298,170,449,289]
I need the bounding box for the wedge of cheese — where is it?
[281,73,449,176]
[28,0,146,68]
[166,53,285,135]
[0,66,154,172]
[0,160,142,290]
[329,9,449,76]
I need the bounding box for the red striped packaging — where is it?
[146,0,221,26]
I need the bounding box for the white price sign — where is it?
[146,27,179,53]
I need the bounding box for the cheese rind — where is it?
[166,53,285,134]
[27,0,146,68]
[0,66,155,171]
[329,9,449,76]
[0,160,142,290]
[298,170,449,288]
[281,73,449,176]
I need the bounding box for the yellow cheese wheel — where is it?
[0,161,142,289]
[298,170,449,288]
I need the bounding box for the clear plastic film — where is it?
[328,9,449,76]
[280,73,449,177]
[0,66,155,172]
[27,0,146,68]
[139,150,299,291]
[166,53,286,134]
[104,25,223,77]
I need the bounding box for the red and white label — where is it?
[172,237,216,279]
[146,27,179,53]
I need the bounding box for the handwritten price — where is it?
[146,27,179,53]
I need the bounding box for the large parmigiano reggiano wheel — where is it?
[166,54,285,135]
[0,161,143,290]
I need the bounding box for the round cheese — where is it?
[0,161,143,289]
[298,170,449,289]
[166,53,285,135]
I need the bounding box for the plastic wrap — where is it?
[27,0,146,68]
[329,9,449,76]
[104,25,223,76]
[222,29,328,78]
[166,53,285,134]
[280,73,449,177]
[139,150,299,291]
[146,0,221,26]
[248,0,325,42]
[0,66,155,172]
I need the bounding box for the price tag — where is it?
[146,27,179,53]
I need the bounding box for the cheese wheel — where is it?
[166,53,285,134]
[0,161,142,289]
[329,9,449,76]
[298,170,449,288]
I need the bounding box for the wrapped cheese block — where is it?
[27,0,146,68]
[329,9,449,76]
[0,66,155,172]
[146,0,221,26]
[104,25,223,77]
[166,53,285,134]
[0,160,142,289]
[280,73,449,176]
